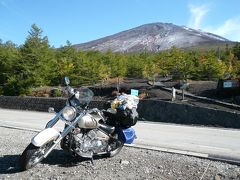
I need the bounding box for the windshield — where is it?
[74,87,94,106]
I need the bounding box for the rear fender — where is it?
[31,128,60,147]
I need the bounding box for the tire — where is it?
[19,141,54,171]
[106,134,124,157]
[108,143,123,157]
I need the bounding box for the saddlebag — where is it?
[115,107,138,128]
[107,93,139,128]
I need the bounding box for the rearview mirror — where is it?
[48,107,55,113]
[64,77,70,85]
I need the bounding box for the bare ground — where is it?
[91,79,240,114]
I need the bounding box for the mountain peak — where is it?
[74,22,230,52]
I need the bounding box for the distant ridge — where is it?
[73,22,231,52]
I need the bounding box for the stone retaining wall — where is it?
[0,96,240,128]
[0,96,106,112]
[138,100,240,128]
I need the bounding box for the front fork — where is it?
[43,112,85,158]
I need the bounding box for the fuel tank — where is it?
[78,113,102,128]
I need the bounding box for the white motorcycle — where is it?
[19,77,138,171]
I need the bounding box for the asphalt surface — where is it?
[0,108,240,164]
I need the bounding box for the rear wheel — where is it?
[108,143,123,157]
[107,134,124,157]
[19,141,54,171]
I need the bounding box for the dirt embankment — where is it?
[30,78,240,114]
[91,79,240,114]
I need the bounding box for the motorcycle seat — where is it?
[99,123,115,134]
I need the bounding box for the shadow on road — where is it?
[42,149,106,168]
[0,149,107,174]
[0,154,22,174]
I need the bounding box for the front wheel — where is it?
[19,141,54,171]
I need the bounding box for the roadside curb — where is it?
[125,144,208,157]
[124,144,240,166]
[0,125,41,133]
[1,125,240,166]
[208,154,240,165]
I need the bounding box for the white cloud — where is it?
[188,4,209,29]
[187,3,240,41]
[204,17,240,41]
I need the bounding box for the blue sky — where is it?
[0,0,240,47]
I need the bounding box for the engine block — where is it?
[74,129,108,157]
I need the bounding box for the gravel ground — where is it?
[0,127,240,180]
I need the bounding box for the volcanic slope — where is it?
[74,22,230,52]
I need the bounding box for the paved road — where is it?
[1,108,240,163]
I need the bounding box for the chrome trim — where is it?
[45,109,63,128]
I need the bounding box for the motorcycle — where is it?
[19,77,139,171]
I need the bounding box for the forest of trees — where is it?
[1,24,240,96]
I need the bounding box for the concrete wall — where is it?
[0,96,240,128]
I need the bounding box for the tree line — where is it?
[1,24,240,96]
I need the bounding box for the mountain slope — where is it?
[73,23,230,52]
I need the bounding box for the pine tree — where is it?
[198,51,226,80]
[15,24,54,95]
[233,42,240,60]
[0,41,19,95]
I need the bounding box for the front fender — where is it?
[31,128,60,147]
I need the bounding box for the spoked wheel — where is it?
[19,140,54,171]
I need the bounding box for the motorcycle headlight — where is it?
[62,106,76,121]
